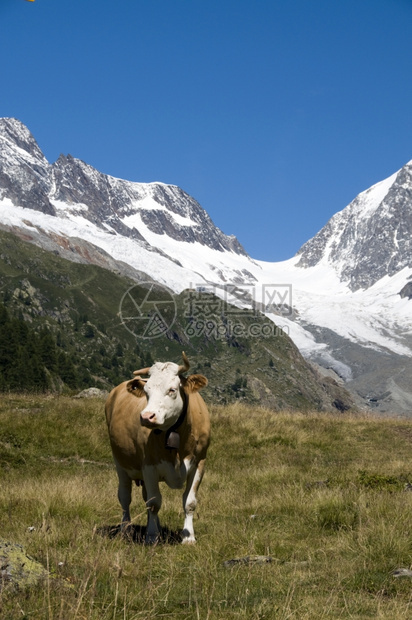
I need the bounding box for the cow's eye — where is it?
[168,388,176,395]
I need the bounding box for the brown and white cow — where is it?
[105,352,210,544]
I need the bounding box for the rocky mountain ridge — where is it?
[0,117,246,256]
[296,161,412,291]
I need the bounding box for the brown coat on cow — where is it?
[105,353,210,544]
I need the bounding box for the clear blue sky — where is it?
[1,0,412,261]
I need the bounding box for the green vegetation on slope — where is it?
[0,229,353,410]
[0,394,411,618]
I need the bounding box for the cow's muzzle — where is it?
[140,411,158,427]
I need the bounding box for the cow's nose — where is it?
[141,411,157,424]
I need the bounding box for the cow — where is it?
[105,352,210,544]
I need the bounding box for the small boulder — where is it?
[73,387,108,399]
[0,540,48,590]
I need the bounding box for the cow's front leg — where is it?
[115,460,132,530]
[182,459,206,544]
[142,467,162,544]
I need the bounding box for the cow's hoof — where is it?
[120,523,132,535]
[181,528,196,544]
[144,535,160,546]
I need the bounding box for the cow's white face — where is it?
[140,362,185,430]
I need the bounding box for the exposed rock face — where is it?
[296,161,412,290]
[0,118,55,216]
[399,281,412,299]
[0,118,246,255]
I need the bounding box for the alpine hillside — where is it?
[1,118,412,414]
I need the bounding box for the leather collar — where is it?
[165,390,188,449]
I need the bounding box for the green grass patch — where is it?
[1,396,412,618]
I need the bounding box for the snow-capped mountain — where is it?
[1,117,412,414]
[297,162,412,291]
[0,118,251,289]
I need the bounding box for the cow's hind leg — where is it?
[182,459,206,544]
[115,460,132,531]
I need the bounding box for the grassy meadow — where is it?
[0,394,412,619]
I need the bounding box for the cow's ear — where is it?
[126,378,146,397]
[181,374,208,393]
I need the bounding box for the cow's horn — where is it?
[178,351,190,375]
[133,366,151,377]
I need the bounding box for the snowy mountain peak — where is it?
[0,118,247,260]
[296,160,412,290]
[0,117,46,164]
[0,118,54,215]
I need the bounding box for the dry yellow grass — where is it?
[0,395,412,618]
